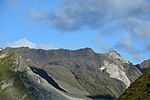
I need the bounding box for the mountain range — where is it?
[0,47,149,100]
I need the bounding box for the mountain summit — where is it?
[136,59,150,73]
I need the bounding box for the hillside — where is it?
[0,47,142,99]
[118,69,150,100]
[0,49,90,100]
[0,50,34,100]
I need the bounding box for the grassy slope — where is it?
[118,70,150,100]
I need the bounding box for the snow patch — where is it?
[99,66,105,72]
[101,61,130,88]
[37,78,41,83]
[26,59,31,61]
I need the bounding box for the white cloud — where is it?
[7,38,58,50]
[113,34,144,61]
[31,0,150,32]
[8,38,36,48]
[29,0,150,62]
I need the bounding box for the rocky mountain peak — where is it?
[77,47,93,52]
[106,50,130,64]
[141,59,150,68]
[109,50,120,55]
[75,47,95,55]
[136,59,150,73]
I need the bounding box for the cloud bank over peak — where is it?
[30,0,150,62]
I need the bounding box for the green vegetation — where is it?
[0,52,33,100]
[0,53,14,81]
[118,70,150,100]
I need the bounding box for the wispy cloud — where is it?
[7,38,36,48]
[6,38,58,50]
[10,0,150,62]
[145,44,150,51]
[5,0,21,10]
[30,0,150,41]
[31,0,150,32]
[113,34,143,61]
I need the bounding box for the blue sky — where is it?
[0,0,150,64]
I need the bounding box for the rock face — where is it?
[136,59,150,73]
[100,61,131,88]
[1,47,141,99]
